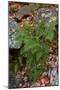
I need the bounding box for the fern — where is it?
[15,20,57,83]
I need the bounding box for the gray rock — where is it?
[8,17,20,48]
[48,56,59,86]
[48,68,59,86]
[34,7,58,23]
[16,4,34,20]
[8,71,17,88]
[16,4,39,20]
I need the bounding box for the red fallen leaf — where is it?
[37,76,49,86]
[41,78,45,84]
[44,77,49,85]
[37,78,46,86]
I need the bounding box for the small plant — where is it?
[15,20,57,83]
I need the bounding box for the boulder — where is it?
[8,17,20,48]
[34,7,58,23]
[16,4,39,20]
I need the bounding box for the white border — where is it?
[0,0,60,90]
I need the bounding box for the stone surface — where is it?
[48,53,59,86]
[34,7,58,23]
[8,17,20,48]
[16,4,39,20]
[8,71,17,88]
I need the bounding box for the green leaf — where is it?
[14,19,57,82]
[15,63,19,73]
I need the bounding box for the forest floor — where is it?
[8,2,58,88]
